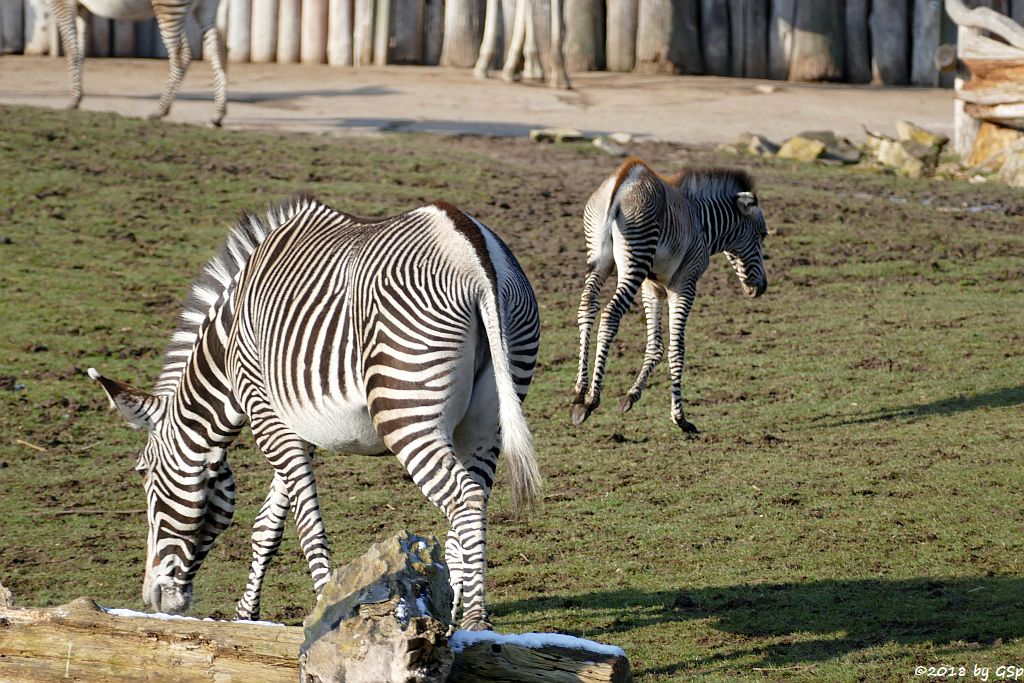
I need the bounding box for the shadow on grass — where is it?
[815,385,1024,428]
[492,576,1024,677]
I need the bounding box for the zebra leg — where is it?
[572,261,612,408]
[620,279,666,413]
[150,2,192,120]
[196,0,227,126]
[571,264,649,426]
[49,0,85,108]
[666,284,699,433]
[235,471,291,621]
[394,435,491,632]
[248,417,331,596]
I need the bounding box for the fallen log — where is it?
[0,531,632,683]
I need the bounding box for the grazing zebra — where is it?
[571,158,768,433]
[88,195,541,630]
[50,0,227,126]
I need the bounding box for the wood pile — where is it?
[942,0,1024,184]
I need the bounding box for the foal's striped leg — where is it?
[571,257,652,426]
[572,261,612,406]
[666,283,699,433]
[196,0,227,126]
[620,279,666,413]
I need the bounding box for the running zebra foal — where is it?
[89,195,541,630]
[572,158,768,433]
[50,0,227,125]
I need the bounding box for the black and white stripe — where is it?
[90,195,541,631]
[571,158,768,433]
[50,0,228,126]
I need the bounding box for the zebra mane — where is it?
[152,193,321,395]
[670,167,755,200]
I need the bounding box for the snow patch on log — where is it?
[102,606,285,627]
[449,629,627,657]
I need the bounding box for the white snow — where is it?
[416,596,428,614]
[101,607,284,627]
[448,630,626,657]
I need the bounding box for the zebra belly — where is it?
[79,0,155,21]
[277,397,386,455]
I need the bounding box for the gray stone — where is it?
[777,136,826,162]
[592,136,628,156]
[895,120,949,149]
[529,127,587,143]
[795,130,861,164]
[864,132,941,178]
[998,151,1024,188]
[300,531,454,683]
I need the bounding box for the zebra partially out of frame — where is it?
[571,158,768,434]
[49,0,227,126]
[88,195,541,629]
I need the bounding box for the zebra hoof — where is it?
[675,417,700,434]
[570,400,596,426]
[619,394,638,413]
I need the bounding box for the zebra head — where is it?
[723,191,768,298]
[88,368,236,615]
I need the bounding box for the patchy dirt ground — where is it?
[1,106,1023,681]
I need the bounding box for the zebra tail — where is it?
[479,289,542,516]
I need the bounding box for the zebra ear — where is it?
[736,191,759,218]
[88,368,158,430]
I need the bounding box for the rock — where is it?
[864,132,941,178]
[529,127,586,143]
[300,531,454,683]
[754,84,779,94]
[777,135,826,162]
[592,136,628,156]
[608,131,633,144]
[969,121,1024,171]
[0,580,12,608]
[795,130,861,164]
[734,132,779,158]
[895,120,949,149]
[998,151,1024,188]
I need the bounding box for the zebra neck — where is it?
[693,198,737,255]
[172,304,245,446]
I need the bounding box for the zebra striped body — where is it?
[90,196,541,630]
[571,158,768,433]
[50,0,227,126]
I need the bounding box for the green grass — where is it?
[1,105,1023,681]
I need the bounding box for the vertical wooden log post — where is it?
[301,0,329,62]
[440,0,484,67]
[605,0,636,72]
[228,0,253,62]
[729,0,768,78]
[49,13,61,56]
[251,0,279,61]
[276,0,301,62]
[789,0,844,81]
[1,0,25,53]
[327,0,353,64]
[870,0,910,84]
[113,20,134,56]
[912,0,942,85]
[768,0,794,80]
[24,0,52,55]
[352,0,373,65]
[635,0,702,74]
[370,0,388,64]
[390,0,424,63]
[422,0,442,65]
[845,0,872,83]
[91,16,111,56]
[564,0,604,71]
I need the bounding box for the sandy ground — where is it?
[0,55,955,145]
